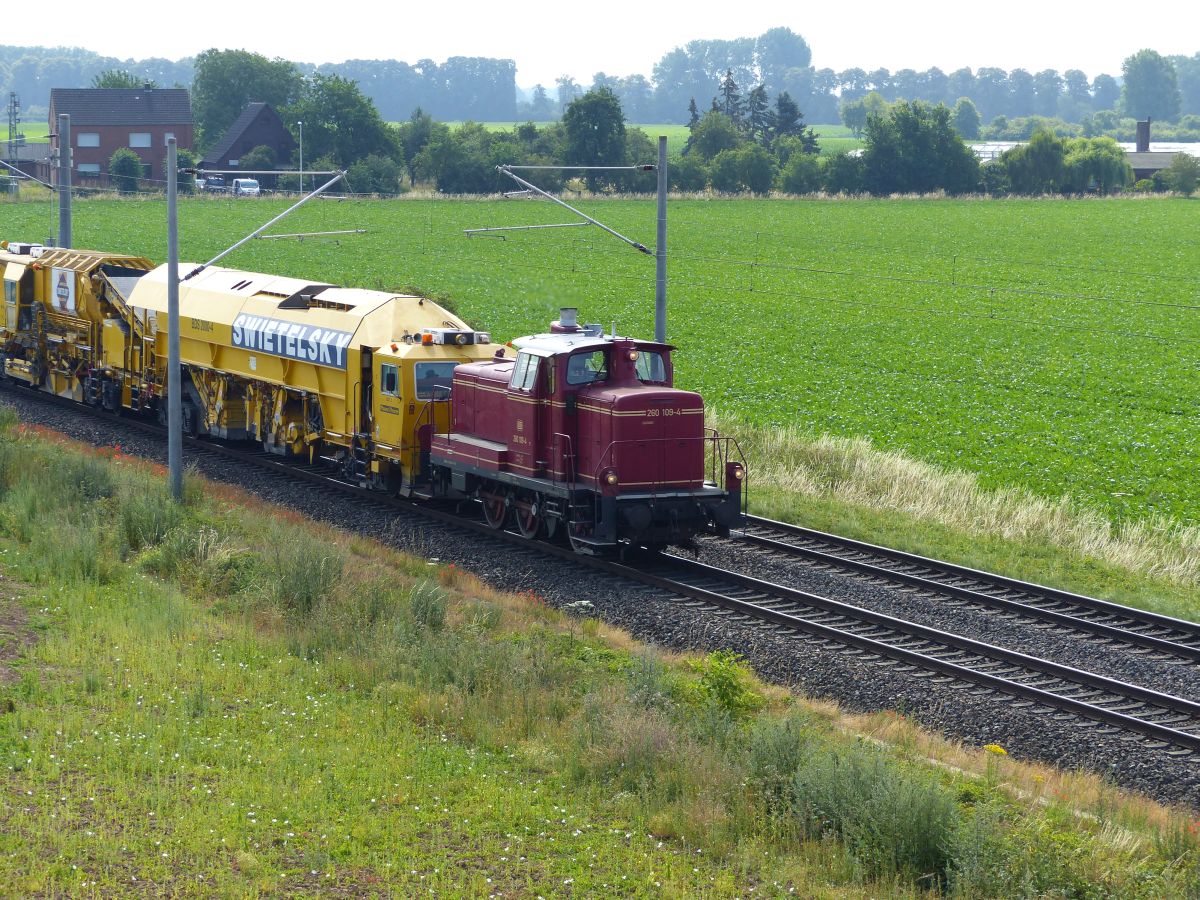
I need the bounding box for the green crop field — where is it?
[11,122,49,141]
[4,195,1196,526]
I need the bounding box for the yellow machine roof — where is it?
[128,263,476,350]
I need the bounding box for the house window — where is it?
[228,159,239,167]
[129,133,151,148]
[77,163,101,175]
[77,133,100,148]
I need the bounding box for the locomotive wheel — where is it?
[480,491,507,529]
[513,494,541,539]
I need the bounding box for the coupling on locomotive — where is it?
[0,240,745,552]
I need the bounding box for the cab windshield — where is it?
[566,350,608,385]
[635,351,667,383]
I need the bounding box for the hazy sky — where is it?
[31,1,1197,87]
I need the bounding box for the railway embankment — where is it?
[1,407,1199,896]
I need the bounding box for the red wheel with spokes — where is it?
[514,495,541,539]
[480,491,507,529]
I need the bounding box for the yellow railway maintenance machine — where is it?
[126,263,497,492]
[0,240,497,493]
[1,242,156,404]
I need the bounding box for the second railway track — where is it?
[730,514,1200,665]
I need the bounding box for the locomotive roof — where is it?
[511,332,675,355]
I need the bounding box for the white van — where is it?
[232,178,260,196]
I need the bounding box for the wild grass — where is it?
[0,422,1197,895]
[725,418,1200,616]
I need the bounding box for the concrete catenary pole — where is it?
[654,135,667,343]
[166,138,183,500]
[57,114,71,248]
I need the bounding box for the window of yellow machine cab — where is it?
[415,362,456,399]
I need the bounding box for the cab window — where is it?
[380,363,400,397]
[3,281,16,306]
[415,362,456,399]
[508,352,539,391]
[566,350,608,385]
[635,351,667,383]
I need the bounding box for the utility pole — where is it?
[166,138,182,500]
[655,135,667,343]
[57,114,71,248]
[6,92,20,160]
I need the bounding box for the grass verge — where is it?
[722,416,1200,621]
[0,411,1197,897]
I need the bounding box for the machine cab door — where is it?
[372,354,405,449]
[505,350,542,476]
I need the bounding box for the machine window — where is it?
[415,362,456,399]
[381,363,400,397]
[635,351,667,383]
[566,350,608,385]
[508,352,539,391]
[3,281,16,305]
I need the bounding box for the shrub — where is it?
[268,530,343,615]
[409,579,446,631]
[118,483,182,554]
[709,149,742,192]
[747,713,817,815]
[675,650,765,719]
[108,148,142,194]
[777,152,821,194]
[669,153,707,191]
[791,742,960,886]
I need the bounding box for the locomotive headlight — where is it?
[455,333,468,345]
[627,350,639,361]
[604,470,619,486]
[732,465,745,481]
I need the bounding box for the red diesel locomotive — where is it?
[428,309,745,552]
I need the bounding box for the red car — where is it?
[429,309,744,552]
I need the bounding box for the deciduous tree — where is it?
[286,74,398,167]
[861,101,979,195]
[563,87,626,191]
[1121,49,1182,121]
[92,69,154,89]
[688,109,743,161]
[192,49,303,150]
[952,97,981,139]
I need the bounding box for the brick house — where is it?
[201,102,297,186]
[44,87,193,187]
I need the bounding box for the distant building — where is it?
[42,87,193,187]
[201,103,297,186]
[1,140,50,184]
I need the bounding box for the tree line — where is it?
[3,36,1199,129]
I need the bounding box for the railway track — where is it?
[6,382,1200,757]
[730,515,1200,665]
[613,553,1200,755]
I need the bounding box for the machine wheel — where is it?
[480,490,508,529]
[567,523,594,554]
[513,493,543,539]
